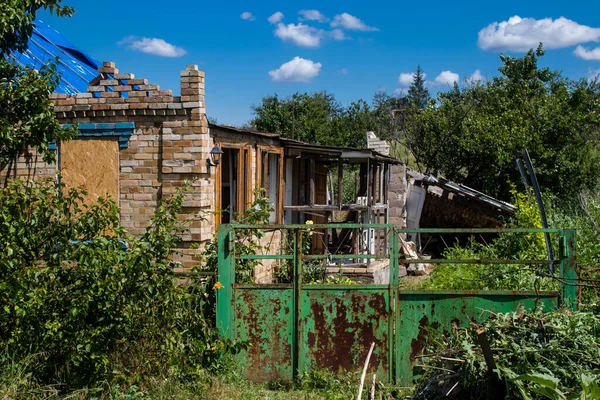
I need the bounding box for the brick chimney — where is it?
[180,64,205,122]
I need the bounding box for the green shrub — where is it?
[0,179,243,390]
[425,191,557,291]
[414,309,600,399]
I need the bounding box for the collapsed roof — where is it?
[11,19,100,94]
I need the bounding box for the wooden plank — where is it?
[337,159,343,209]
[278,150,284,224]
[367,160,374,206]
[355,170,359,203]
[215,148,222,226]
[284,205,367,211]
[373,163,380,204]
[309,159,315,207]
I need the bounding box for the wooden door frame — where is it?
[215,139,253,226]
[255,145,284,224]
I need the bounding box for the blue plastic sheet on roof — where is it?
[11,19,100,94]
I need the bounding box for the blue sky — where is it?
[41,0,600,126]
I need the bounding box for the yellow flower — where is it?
[214,282,224,290]
[305,220,314,235]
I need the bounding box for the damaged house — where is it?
[1,21,406,282]
[1,21,516,283]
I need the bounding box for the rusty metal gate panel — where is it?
[299,286,392,381]
[394,290,560,385]
[233,285,294,382]
[216,224,577,385]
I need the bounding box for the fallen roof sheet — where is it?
[407,169,517,214]
[10,19,100,94]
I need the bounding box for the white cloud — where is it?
[589,68,600,80]
[299,9,328,23]
[574,45,600,60]
[466,69,486,84]
[274,23,323,47]
[268,11,284,24]
[331,13,379,32]
[398,72,424,87]
[330,29,350,41]
[337,68,349,75]
[432,70,460,86]
[119,36,186,57]
[478,15,600,51]
[240,11,255,21]
[393,88,406,96]
[269,57,322,83]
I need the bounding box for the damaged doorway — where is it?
[217,146,249,224]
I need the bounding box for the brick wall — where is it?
[0,61,288,279]
[0,148,57,182]
[1,61,214,271]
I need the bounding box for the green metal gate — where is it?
[216,224,576,385]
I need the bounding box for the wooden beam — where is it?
[354,170,359,203]
[367,160,374,206]
[309,159,315,206]
[284,205,360,211]
[215,150,222,226]
[278,150,284,224]
[373,163,380,204]
[337,159,343,210]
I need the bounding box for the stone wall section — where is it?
[388,164,407,228]
[366,131,390,156]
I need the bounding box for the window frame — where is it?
[255,145,284,224]
[215,140,253,226]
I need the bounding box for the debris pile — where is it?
[413,308,600,399]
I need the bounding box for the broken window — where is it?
[257,148,283,224]
[217,145,250,224]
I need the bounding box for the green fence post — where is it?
[389,228,399,384]
[559,229,577,311]
[216,224,234,340]
[293,228,303,379]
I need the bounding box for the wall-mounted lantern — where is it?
[207,144,223,173]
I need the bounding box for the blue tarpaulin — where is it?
[11,19,100,94]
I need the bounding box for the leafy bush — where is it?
[0,179,243,390]
[547,191,600,303]
[425,191,557,291]
[195,190,274,285]
[414,308,600,399]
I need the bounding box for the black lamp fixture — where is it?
[207,144,223,173]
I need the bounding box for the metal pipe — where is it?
[522,150,554,273]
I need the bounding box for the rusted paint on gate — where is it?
[395,291,560,384]
[233,285,294,382]
[299,287,391,380]
[216,225,577,385]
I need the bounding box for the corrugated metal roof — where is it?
[10,19,100,94]
[407,169,517,214]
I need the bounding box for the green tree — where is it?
[251,91,345,146]
[404,45,600,201]
[407,65,430,108]
[251,91,381,148]
[0,1,76,170]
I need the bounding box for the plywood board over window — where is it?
[60,139,119,206]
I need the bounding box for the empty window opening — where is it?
[260,152,281,223]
